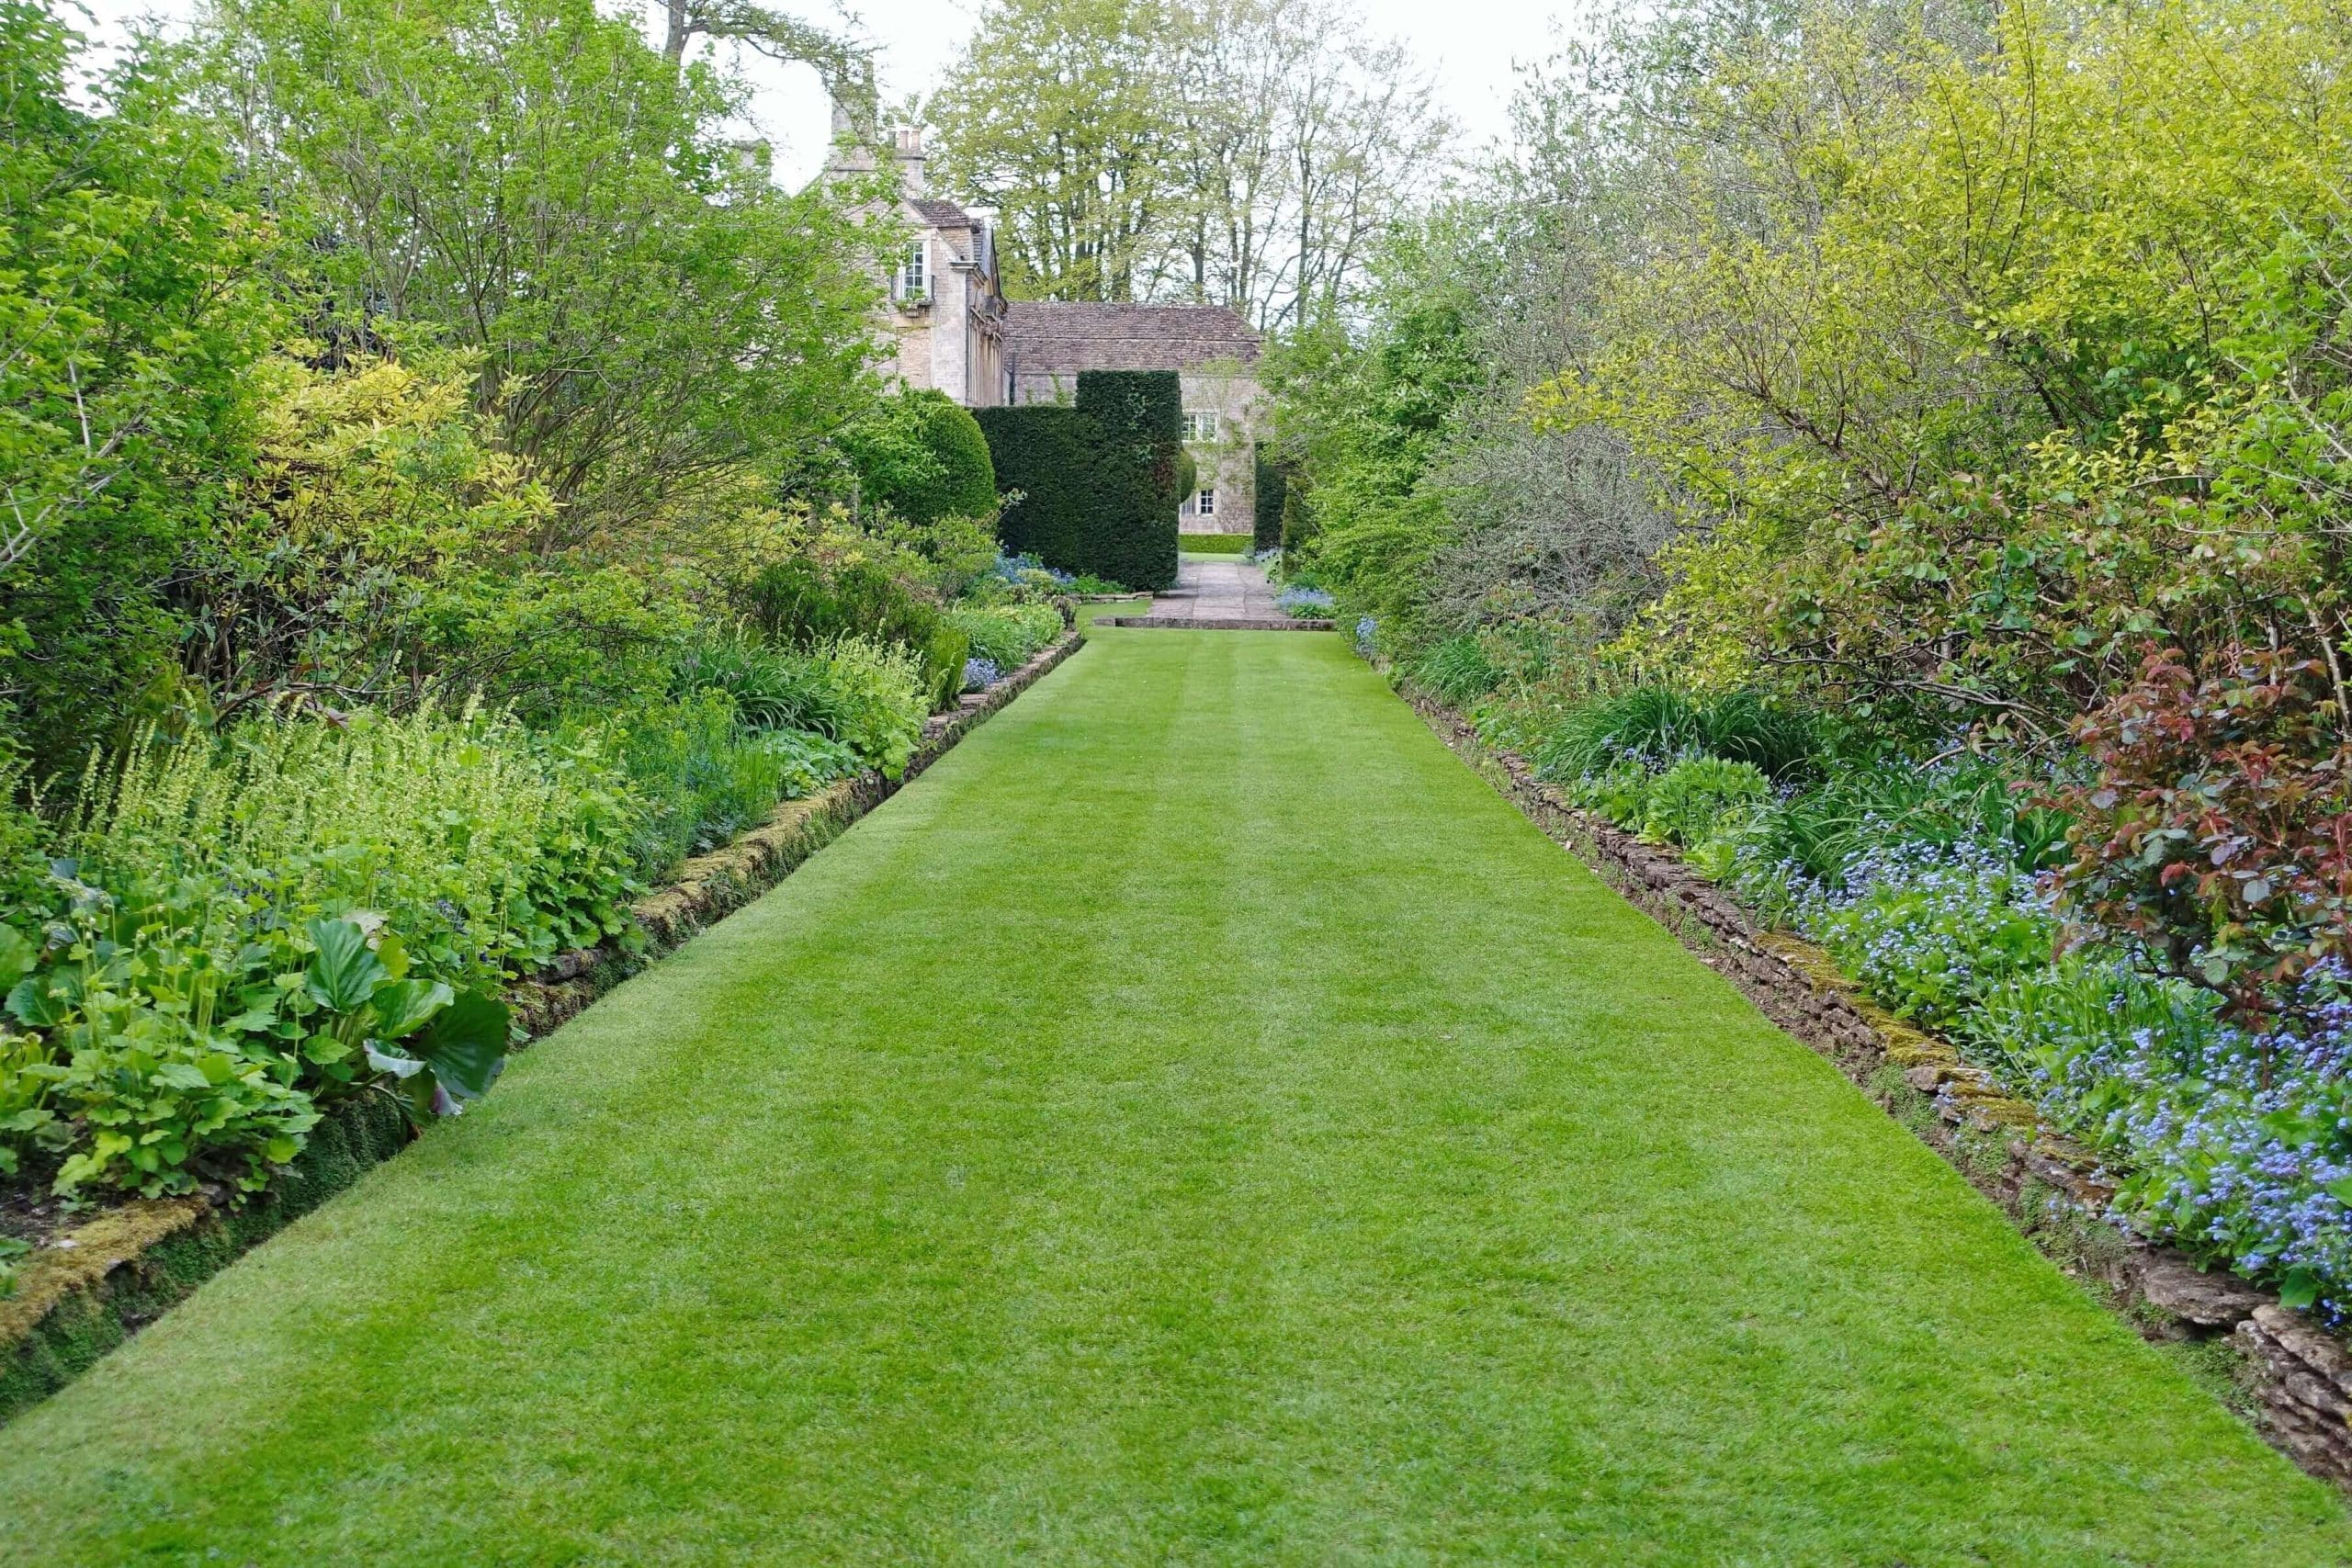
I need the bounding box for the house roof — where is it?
[1002,302,1261,373]
[911,197,972,229]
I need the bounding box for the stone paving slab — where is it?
[1134,558,1324,628]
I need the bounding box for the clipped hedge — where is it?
[976,393,1178,592]
[977,405,1095,570]
[1253,452,1286,552]
[1077,370,1181,592]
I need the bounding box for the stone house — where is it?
[830,122,1012,408]
[1001,303,1263,536]
[826,121,1264,532]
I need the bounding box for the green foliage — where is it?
[809,637,928,778]
[0,1,280,766]
[584,693,802,882]
[741,559,967,713]
[1532,687,1818,784]
[948,603,1063,669]
[839,390,997,527]
[1408,636,1503,705]
[70,704,639,993]
[977,386,1180,591]
[1643,758,1770,849]
[1252,452,1286,552]
[1076,370,1182,592]
[668,625,845,736]
[207,0,887,540]
[1179,532,1250,555]
[977,405,1099,571]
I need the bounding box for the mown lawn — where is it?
[1,626,2345,1564]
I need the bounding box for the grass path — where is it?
[2,623,2346,1563]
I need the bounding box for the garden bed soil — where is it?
[0,626,1089,1427]
[1409,692,2352,1492]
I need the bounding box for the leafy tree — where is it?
[205,0,888,546]
[0,1,280,765]
[837,390,996,527]
[926,0,1448,324]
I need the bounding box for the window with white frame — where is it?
[897,241,927,301]
[1195,487,1216,516]
[1182,410,1219,442]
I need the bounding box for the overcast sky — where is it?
[73,0,1564,184]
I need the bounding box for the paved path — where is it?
[0,625,2342,1562]
[1150,556,1283,619]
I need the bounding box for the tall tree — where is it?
[204,0,888,547]
[927,0,1449,324]
[0,0,279,761]
[924,0,1173,303]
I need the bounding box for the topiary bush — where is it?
[1077,370,1181,592]
[1253,452,1286,553]
[838,389,997,526]
[976,405,1098,573]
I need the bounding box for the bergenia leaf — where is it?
[306,918,389,1013]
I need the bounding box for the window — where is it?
[1182,410,1219,442]
[897,241,927,301]
[1195,487,1216,516]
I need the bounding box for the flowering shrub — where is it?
[963,656,1003,692]
[1277,585,1335,616]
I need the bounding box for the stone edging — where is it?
[1100,615,1335,631]
[0,627,1089,1427]
[1408,692,2352,1489]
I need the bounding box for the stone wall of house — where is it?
[1179,367,1259,534]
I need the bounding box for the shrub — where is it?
[812,636,927,777]
[1180,531,1251,555]
[2056,644,2352,1026]
[1642,756,1770,848]
[838,389,996,526]
[67,704,639,991]
[977,385,1181,592]
[976,405,1100,572]
[1078,370,1182,592]
[1253,452,1287,553]
[948,602,1062,670]
[741,559,967,714]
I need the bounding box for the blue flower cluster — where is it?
[1354,615,1378,657]
[1276,585,1335,616]
[1796,831,2352,1318]
[983,552,1075,592]
[961,656,1003,694]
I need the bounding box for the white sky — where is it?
[71,0,1561,185]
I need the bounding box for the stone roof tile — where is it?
[1003,302,1261,372]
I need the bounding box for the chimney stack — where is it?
[893,126,926,197]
